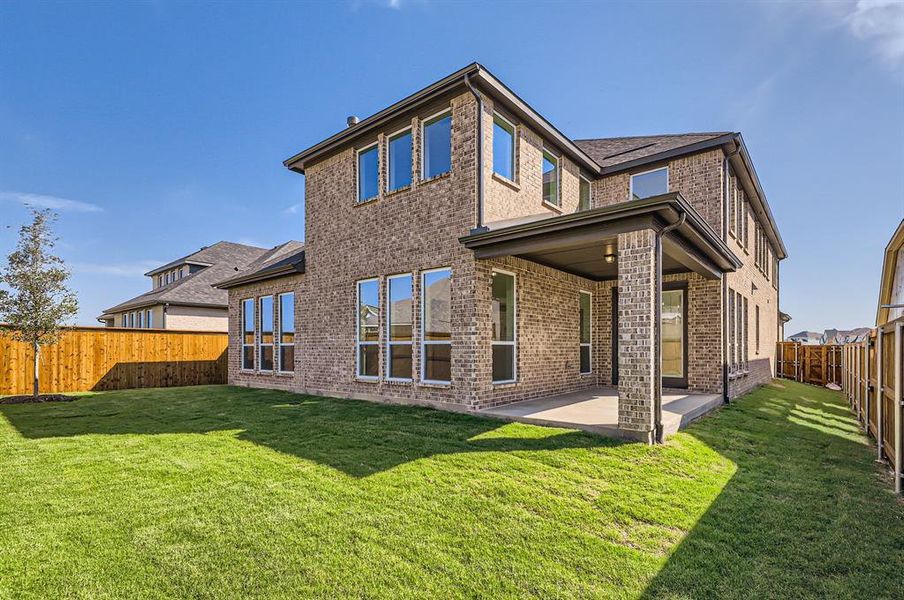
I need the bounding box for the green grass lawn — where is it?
[0,380,901,599]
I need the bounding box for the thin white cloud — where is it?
[820,0,904,66]
[71,260,161,277]
[283,202,304,215]
[0,191,104,213]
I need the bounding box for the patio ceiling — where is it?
[460,194,741,281]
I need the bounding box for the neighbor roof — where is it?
[102,241,268,314]
[215,241,305,289]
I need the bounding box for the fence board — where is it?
[0,326,227,395]
[776,342,843,387]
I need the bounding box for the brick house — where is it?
[218,63,786,443]
[98,241,268,331]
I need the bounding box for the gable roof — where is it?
[103,241,268,314]
[574,133,734,170]
[283,62,601,176]
[876,219,904,326]
[215,241,305,289]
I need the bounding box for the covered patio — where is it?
[479,387,723,439]
[462,193,741,442]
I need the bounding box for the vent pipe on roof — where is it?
[347,116,359,127]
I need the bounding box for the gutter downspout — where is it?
[722,143,741,404]
[465,72,486,233]
[654,212,686,443]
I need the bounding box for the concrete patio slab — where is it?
[479,387,722,440]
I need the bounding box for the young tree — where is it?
[0,208,78,398]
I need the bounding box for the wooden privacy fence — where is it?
[776,342,843,386]
[841,318,904,494]
[0,326,228,395]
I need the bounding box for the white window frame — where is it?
[386,273,413,382]
[241,298,255,371]
[129,312,135,328]
[356,141,379,203]
[578,175,592,211]
[629,166,669,201]
[137,311,144,329]
[579,290,592,374]
[492,112,516,182]
[386,126,413,193]
[146,309,153,329]
[541,149,560,208]
[277,292,295,374]
[491,268,518,384]
[356,278,380,380]
[259,295,274,373]
[420,267,452,385]
[420,108,452,180]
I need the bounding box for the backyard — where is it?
[0,380,901,598]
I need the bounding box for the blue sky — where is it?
[1,0,902,333]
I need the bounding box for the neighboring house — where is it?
[786,328,870,345]
[788,331,823,345]
[98,241,269,331]
[224,63,787,442]
[876,219,904,326]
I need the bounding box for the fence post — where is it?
[877,328,884,461]
[895,322,902,495]
[863,335,869,428]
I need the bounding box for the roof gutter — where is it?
[216,264,304,289]
[464,72,486,232]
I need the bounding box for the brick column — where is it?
[617,229,660,443]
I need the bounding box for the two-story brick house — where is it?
[220,63,786,443]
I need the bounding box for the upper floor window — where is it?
[422,110,452,179]
[357,143,379,202]
[387,128,412,192]
[630,167,668,201]
[493,113,515,181]
[542,150,559,207]
[579,176,591,212]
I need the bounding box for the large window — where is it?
[357,279,380,379]
[491,270,516,383]
[422,110,452,179]
[387,274,413,381]
[630,167,668,200]
[493,113,515,180]
[242,299,255,370]
[357,143,379,202]
[138,311,144,329]
[388,128,412,192]
[579,291,591,374]
[421,268,451,383]
[278,292,295,373]
[542,150,559,207]
[259,296,274,372]
[662,288,686,382]
[146,309,153,329]
[579,176,591,212]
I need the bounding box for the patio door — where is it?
[610,283,688,388]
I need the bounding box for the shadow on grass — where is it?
[642,381,903,598]
[0,385,620,478]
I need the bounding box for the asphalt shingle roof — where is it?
[103,241,268,313]
[574,133,732,169]
[216,241,305,288]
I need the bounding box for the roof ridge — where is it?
[574,132,733,142]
